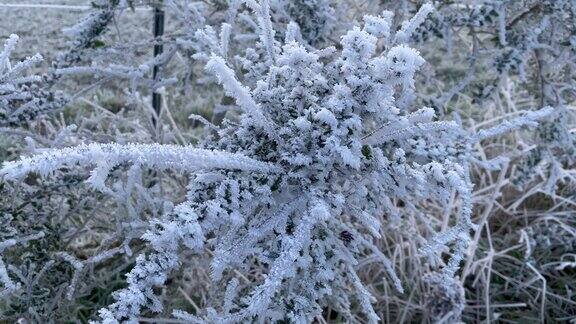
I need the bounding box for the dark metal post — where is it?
[152,4,165,122]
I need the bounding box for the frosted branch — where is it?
[474,107,553,142]
[1,143,280,184]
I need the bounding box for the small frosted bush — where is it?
[0,35,65,127]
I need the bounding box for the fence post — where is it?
[152,3,165,123]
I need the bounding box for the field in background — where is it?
[0,1,152,61]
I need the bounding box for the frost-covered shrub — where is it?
[375,1,576,199]
[512,107,576,193]
[52,0,342,115]
[0,178,87,321]
[2,0,573,323]
[0,35,65,127]
[0,3,553,322]
[0,108,164,322]
[57,0,120,68]
[363,2,576,321]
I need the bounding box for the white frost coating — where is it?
[293,116,312,130]
[0,232,45,253]
[0,143,280,183]
[373,45,426,87]
[363,121,459,146]
[474,107,554,142]
[205,55,274,133]
[220,23,232,59]
[0,34,50,126]
[217,198,329,323]
[0,34,19,69]
[394,3,435,43]
[363,13,393,40]
[314,108,338,127]
[0,232,44,295]
[498,4,507,46]
[0,257,17,293]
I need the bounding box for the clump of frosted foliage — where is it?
[0,35,61,126]
[57,0,119,67]
[447,1,575,195]
[0,2,551,323]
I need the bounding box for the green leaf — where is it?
[361,145,372,159]
[91,40,106,49]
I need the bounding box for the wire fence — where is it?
[0,3,152,11]
[1,0,165,116]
